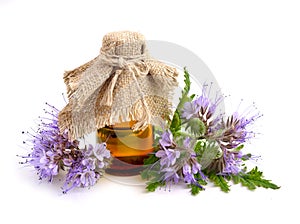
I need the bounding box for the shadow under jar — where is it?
[97,121,154,176]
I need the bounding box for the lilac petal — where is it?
[93,143,110,161]
[46,151,55,157]
[175,150,180,158]
[63,158,73,166]
[191,158,202,174]
[51,165,59,175]
[183,173,194,184]
[159,157,169,167]
[80,171,96,187]
[155,150,166,158]
[169,150,180,166]
[39,156,49,165]
[192,162,201,174]
[182,102,199,120]
[159,130,173,149]
[63,174,81,193]
[163,167,180,184]
[81,158,96,170]
[102,149,111,159]
[183,163,191,176]
[96,160,105,169]
[85,144,94,156]
[183,137,191,148]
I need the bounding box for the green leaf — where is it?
[140,168,155,180]
[143,153,159,166]
[188,173,207,195]
[183,67,191,94]
[231,174,241,184]
[239,176,257,190]
[185,118,206,137]
[190,94,196,100]
[170,67,192,135]
[146,182,164,192]
[196,178,208,186]
[194,140,206,155]
[194,172,208,185]
[209,173,231,193]
[189,184,205,196]
[198,141,221,169]
[176,67,192,110]
[233,144,244,152]
[141,153,160,180]
[241,153,252,161]
[232,167,280,190]
[170,110,181,134]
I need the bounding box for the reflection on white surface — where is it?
[104,173,146,186]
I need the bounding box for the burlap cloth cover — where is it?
[58,31,178,140]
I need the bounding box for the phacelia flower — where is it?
[20,104,112,193]
[182,101,199,120]
[182,163,195,183]
[222,150,243,175]
[206,146,253,175]
[162,167,180,185]
[156,130,180,167]
[152,132,207,190]
[159,129,174,149]
[182,155,206,185]
[183,137,191,148]
[155,148,180,167]
[217,111,260,150]
[80,171,98,187]
[63,143,111,193]
[63,156,100,192]
[93,143,111,168]
[20,103,79,182]
[181,84,223,136]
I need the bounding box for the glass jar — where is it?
[97,121,154,176]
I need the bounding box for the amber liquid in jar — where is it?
[97,121,154,176]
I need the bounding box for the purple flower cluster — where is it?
[20,104,111,193]
[217,112,258,150]
[155,130,206,190]
[221,150,243,175]
[63,144,111,193]
[213,111,260,175]
[156,130,180,167]
[152,85,260,188]
[182,155,206,184]
[20,104,79,182]
[182,85,223,135]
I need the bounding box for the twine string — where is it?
[98,51,150,107]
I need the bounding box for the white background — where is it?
[0,0,299,223]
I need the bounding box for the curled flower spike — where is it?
[217,110,261,150]
[19,103,79,182]
[19,104,111,194]
[205,107,261,175]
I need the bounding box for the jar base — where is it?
[105,155,148,176]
